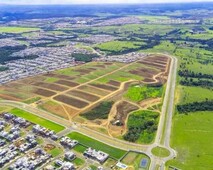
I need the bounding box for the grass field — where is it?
[95,40,145,54]
[151,146,170,157]
[73,157,85,166]
[0,26,40,33]
[67,132,126,159]
[167,111,213,170]
[125,85,163,102]
[48,147,63,157]
[10,108,65,132]
[121,151,150,170]
[177,86,213,104]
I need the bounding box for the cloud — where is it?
[1,0,212,5]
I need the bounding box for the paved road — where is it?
[0,54,178,170]
[148,54,178,170]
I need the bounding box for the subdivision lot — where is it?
[54,95,89,109]
[78,85,109,96]
[89,83,118,91]
[34,88,56,97]
[55,80,79,87]
[33,82,68,92]
[67,90,100,102]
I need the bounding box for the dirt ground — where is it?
[33,82,68,92]
[107,100,139,137]
[55,80,79,87]
[54,94,89,109]
[139,98,162,109]
[89,83,118,91]
[67,90,100,102]
[34,88,56,97]
[39,101,69,120]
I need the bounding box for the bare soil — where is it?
[55,80,79,87]
[67,90,100,102]
[54,95,89,109]
[89,83,118,91]
[107,80,121,87]
[34,88,56,97]
[78,85,109,96]
[33,82,68,92]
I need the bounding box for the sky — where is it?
[1,0,212,5]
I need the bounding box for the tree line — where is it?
[177,100,213,113]
[178,69,213,79]
[180,78,213,88]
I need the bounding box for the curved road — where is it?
[0,54,178,170]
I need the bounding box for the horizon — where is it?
[1,0,213,5]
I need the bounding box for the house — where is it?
[83,148,109,163]
[65,151,76,161]
[61,162,75,170]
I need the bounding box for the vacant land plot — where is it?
[111,101,139,126]
[90,83,118,91]
[34,88,56,97]
[81,101,114,120]
[33,82,68,92]
[55,80,79,87]
[167,111,213,170]
[107,80,121,87]
[54,95,89,108]
[10,108,65,132]
[43,73,75,80]
[78,85,109,96]
[67,132,126,159]
[67,90,100,102]
[39,100,69,119]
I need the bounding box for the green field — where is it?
[10,108,65,132]
[73,144,87,153]
[151,146,170,157]
[48,147,63,157]
[167,111,213,170]
[125,85,163,102]
[0,26,40,33]
[72,157,85,166]
[177,86,213,104]
[95,40,146,54]
[121,151,150,170]
[67,132,126,159]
